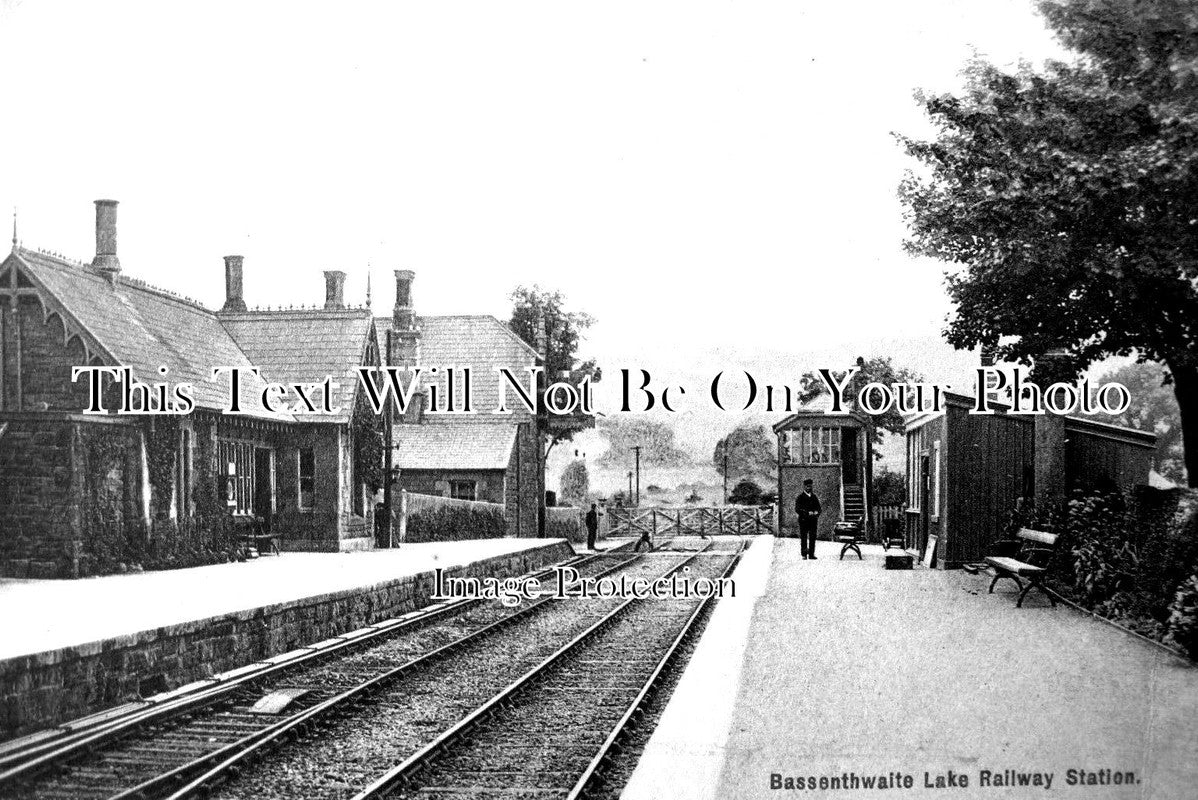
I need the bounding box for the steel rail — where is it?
[348,542,716,800]
[0,546,632,792]
[156,549,667,800]
[565,541,745,799]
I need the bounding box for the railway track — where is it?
[2,536,742,800]
[352,541,743,800]
[197,544,724,799]
[0,544,656,800]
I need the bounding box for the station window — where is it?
[217,439,255,516]
[450,480,477,501]
[785,426,841,464]
[298,448,315,511]
[931,440,941,520]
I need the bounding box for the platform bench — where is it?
[984,527,1059,608]
[834,521,863,561]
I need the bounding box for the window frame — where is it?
[449,480,477,501]
[784,426,842,465]
[298,448,316,512]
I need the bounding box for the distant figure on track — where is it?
[795,478,821,560]
[585,504,601,551]
[634,525,653,552]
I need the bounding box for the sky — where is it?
[0,1,1073,487]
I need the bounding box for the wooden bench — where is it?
[983,527,1059,608]
[833,521,863,561]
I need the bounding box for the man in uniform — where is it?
[795,478,821,559]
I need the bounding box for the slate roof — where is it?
[9,248,288,420]
[220,309,375,423]
[375,315,540,417]
[772,394,868,431]
[393,422,518,470]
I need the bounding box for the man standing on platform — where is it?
[585,503,601,551]
[795,478,821,559]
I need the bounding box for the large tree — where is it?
[509,285,599,454]
[898,0,1198,486]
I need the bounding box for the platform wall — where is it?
[0,540,574,740]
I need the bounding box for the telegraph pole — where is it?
[723,449,729,506]
[631,445,641,506]
[628,471,633,505]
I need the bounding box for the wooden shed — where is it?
[904,393,1156,568]
[774,396,874,540]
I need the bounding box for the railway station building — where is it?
[0,199,545,578]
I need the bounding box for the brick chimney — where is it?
[91,199,120,273]
[324,270,346,309]
[393,269,415,330]
[391,269,419,365]
[222,256,247,312]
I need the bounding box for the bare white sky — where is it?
[0,0,1065,366]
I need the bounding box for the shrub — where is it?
[404,503,506,543]
[1008,487,1198,653]
[1167,573,1198,659]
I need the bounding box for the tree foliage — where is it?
[559,459,590,506]
[728,479,765,506]
[798,356,924,444]
[597,416,689,467]
[713,423,777,484]
[872,467,906,507]
[1101,360,1187,483]
[509,285,600,449]
[897,0,1198,485]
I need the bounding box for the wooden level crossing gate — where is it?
[606,506,775,538]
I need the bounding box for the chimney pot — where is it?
[222,255,247,312]
[91,199,121,272]
[393,269,416,330]
[324,270,347,309]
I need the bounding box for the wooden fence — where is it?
[870,504,904,542]
[606,505,775,538]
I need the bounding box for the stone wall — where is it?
[0,414,144,578]
[0,540,574,740]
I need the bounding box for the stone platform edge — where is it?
[0,539,576,740]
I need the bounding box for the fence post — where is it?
[397,490,407,545]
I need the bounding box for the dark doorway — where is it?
[841,428,859,484]
[253,448,273,533]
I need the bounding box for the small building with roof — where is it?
[773,394,874,540]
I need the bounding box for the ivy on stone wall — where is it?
[146,417,178,519]
[353,395,385,493]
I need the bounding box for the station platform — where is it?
[623,538,1198,800]
[0,537,576,739]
